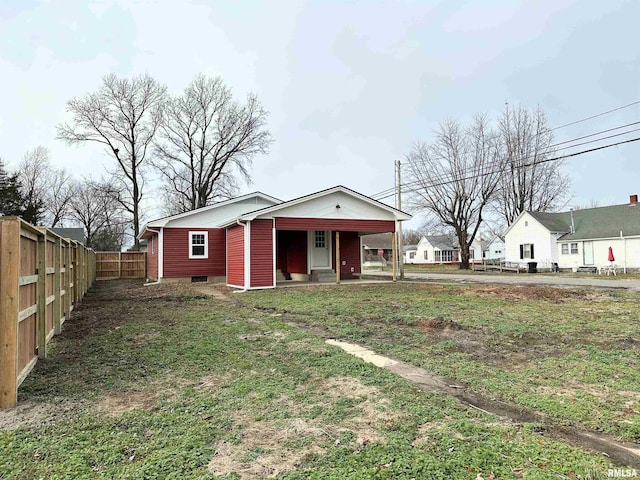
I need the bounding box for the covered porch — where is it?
[224,186,411,290]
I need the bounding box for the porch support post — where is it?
[392,232,397,282]
[336,231,340,284]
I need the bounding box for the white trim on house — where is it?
[158,229,164,278]
[142,192,282,230]
[245,221,251,287]
[307,230,332,272]
[188,231,209,259]
[232,185,411,224]
[272,218,277,287]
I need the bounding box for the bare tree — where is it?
[57,73,167,249]
[46,168,76,227]
[154,74,272,213]
[406,116,502,269]
[17,146,77,227]
[495,104,570,224]
[69,179,127,249]
[17,146,49,225]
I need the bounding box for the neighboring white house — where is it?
[412,234,483,265]
[483,236,505,260]
[404,245,418,264]
[504,195,640,271]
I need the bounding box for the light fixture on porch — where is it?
[336,204,341,209]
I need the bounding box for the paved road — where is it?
[363,269,640,291]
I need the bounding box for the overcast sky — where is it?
[1,0,639,227]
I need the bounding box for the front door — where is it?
[583,241,594,265]
[310,230,330,269]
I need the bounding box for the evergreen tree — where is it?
[0,159,28,218]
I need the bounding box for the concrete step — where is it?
[276,269,287,281]
[311,269,336,282]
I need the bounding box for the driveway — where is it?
[363,269,640,291]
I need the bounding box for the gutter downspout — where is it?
[144,228,161,286]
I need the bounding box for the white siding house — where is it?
[483,236,505,260]
[504,212,565,268]
[504,195,640,271]
[412,235,483,265]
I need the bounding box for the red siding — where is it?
[226,224,245,287]
[276,230,307,274]
[275,217,394,233]
[162,228,225,278]
[332,231,361,279]
[250,220,274,288]
[147,233,159,278]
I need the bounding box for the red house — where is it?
[139,186,411,290]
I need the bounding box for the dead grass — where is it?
[208,376,403,478]
[0,399,78,431]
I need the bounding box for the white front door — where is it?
[310,230,331,269]
[583,241,594,265]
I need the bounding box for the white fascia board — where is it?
[238,186,412,222]
[146,192,282,228]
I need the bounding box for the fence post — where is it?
[65,240,72,320]
[37,229,47,359]
[0,219,20,408]
[54,236,62,335]
[73,243,79,305]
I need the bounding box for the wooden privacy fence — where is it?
[96,251,146,280]
[0,216,96,408]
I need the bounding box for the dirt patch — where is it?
[208,417,326,478]
[209,376,402,478]
[97,391,159,417]
[0,400,78,431]
[418,317,465,331]
[466,285,598,302]
[191,283,234,301]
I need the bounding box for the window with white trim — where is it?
[561,243,569,255]
[409,252,415,259]
[423,251,428,260]
[570,243,578,254]
[189,231,208,259]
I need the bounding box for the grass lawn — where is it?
[0,280,636,479]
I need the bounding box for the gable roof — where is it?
[51,227,85,244]
[559,203,640,240]
[505,202,640,241]
[227,185,411,224]
[361,233,393,250]
[527,211,571,233]
[420,234,458,250]
[140,192,282,235]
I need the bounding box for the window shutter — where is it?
[519,245,524,259]
[531,244,534,259]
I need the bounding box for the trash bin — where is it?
[527,262,537,273]
[551,262,559,273]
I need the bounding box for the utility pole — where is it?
[396,160,404,280]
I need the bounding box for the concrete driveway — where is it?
[363,269,640,292]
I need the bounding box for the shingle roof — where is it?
[526,203,640,240]
[528,211,571,233]
[425,234,458,250]
[361,233,392,249]
[51,227,85,244]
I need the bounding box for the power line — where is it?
[374,136,640,202]
[370,120,640,200]
[551,100,640,131]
